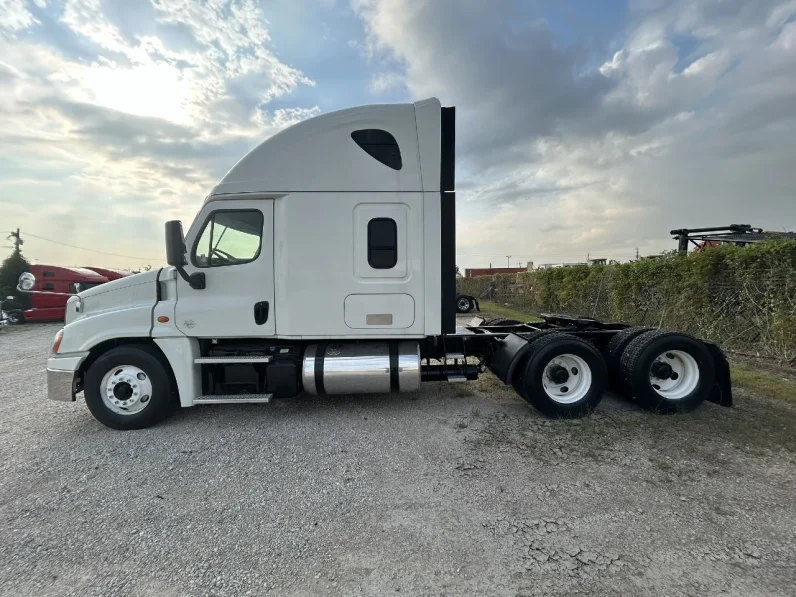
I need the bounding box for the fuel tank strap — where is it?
[389,341,399,391]
[315,342,328,396]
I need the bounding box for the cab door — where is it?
[175,199,275,337]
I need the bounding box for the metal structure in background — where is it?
[671,224,796,253]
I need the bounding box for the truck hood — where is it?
[60,268,167,351]
[79,269,161,299]
[63,269,162,327]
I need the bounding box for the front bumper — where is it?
[47,368,76,402]
[46,354,88,402]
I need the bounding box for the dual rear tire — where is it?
[510,329,716,418]
[616,330,715,413]
[512,333,607,418]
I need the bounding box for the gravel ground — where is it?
[1,321,796,597]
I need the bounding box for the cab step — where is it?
[194,394,273,404]
[195,356,273,364]
[447,375,468,383]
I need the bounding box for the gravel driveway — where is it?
[1,322,795,596]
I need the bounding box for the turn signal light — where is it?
[52,329,64,354]
[157,316,170,323]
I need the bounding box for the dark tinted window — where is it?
[70,282,102,293]
[42,271,55,277]
[42,283,55,290]
[368,218,397,269]
[351,129,402,170]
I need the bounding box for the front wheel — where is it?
[7,310,23,324]
[513,333,607,418]
[84,345,175,430]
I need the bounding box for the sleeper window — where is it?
[193,210,264,267]
[367,218,397,269]
[351,129,402,170]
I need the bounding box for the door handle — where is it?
[254,301,269,325]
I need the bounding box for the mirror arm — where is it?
[174,266,205,290]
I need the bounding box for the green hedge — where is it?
[458,240,796,360]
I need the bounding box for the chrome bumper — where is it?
[47,368,77,402]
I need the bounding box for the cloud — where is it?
[0,0,319,267]
[352,0,796,265]
[368,71,403,94]
[0,0,38,34]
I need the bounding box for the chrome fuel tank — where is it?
[302,341,420,395]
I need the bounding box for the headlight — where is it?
[18,272,36,291]
[52,329,65,354]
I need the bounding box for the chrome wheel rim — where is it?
[100,365,153,415]
[649,350,699,400]
[457,298,470,311]
[542,353,592,404]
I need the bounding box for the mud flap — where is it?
[704,341,733,407]
[487,333,532,385]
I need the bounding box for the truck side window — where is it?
[351,129,402,171]
[42,283,55,290]
[192,210,264,268]
[367,218,397,269]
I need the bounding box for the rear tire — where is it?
[456,295,474,313]
[603,326,652,392]
[7,311,23,324]
[84,344,175,430]
[619,331,715,413]
[513,333,607,418]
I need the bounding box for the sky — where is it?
[1,0,795,270]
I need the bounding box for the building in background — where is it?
[465,262,534,278]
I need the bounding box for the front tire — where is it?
[7,310,23,324]
[84,345,175,430]
[513,333,607,418]
[619,331,715,413]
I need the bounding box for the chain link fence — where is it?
[458,244,796,362]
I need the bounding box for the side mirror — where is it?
[18,272,36,292]
[165,220,187,266]
[165,220,205,290]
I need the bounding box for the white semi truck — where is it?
[21,98,732,430]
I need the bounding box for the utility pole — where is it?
[635,247,639,260]
[7,229,22,252]
[505,255,511,268]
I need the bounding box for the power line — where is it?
[20,230,161,261]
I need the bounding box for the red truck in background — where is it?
[83,267,132,281]
[21,265,120,322]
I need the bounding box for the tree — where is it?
[0,248,32,309]
[455,265,462,278]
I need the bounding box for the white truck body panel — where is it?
[168,97,448,340]
[177,198,276,338]
[210,103,425,196]
[57,269,162,354]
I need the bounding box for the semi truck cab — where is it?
[24,98,731,430]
